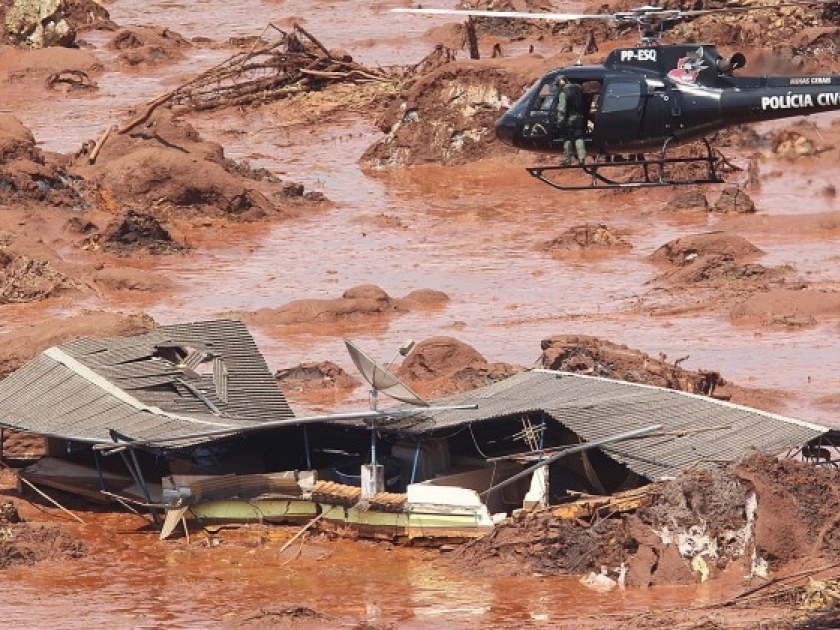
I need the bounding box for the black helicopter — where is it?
[393,4,840,190]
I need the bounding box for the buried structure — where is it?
[0,319,833,543]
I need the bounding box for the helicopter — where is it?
[393,4,840,190]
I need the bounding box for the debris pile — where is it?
[0,500,87,569]
[362,58,547,166]
[452,454,840,589]
[155,24,405,115]
[539,335,723,396]
[0,249,84,303]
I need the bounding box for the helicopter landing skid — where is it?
[526,139,724,191]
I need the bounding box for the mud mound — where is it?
[630,467,754,587]
[0,232,92,303]
[90,267,173,293]
[395,289,450,310]
[640,467,748,534]
[247,285,449,329]
[0,113,40,162]
[0,114,86,208]
[249,284,398,327]
[589,0,839,59]
[661,189,710,213]
[71,111,324,221]
[0,522,87,569]
[736,453,840,567]
[653,232,755,266]
[397,336,521,397]
[731,287,840,327]
[648,232,783,287]
[712,186,757,214]
[275,361,361,392]
[109,27,190,67]
[541,223,632,253]
[463,0,561,39]
[362,56,556,167]
[656,256,780,287]
[669,2,839,55]
[62,0,114,33]
[540,335,722,396]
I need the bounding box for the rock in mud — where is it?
[4,0,76,47]
[772,130,819,159]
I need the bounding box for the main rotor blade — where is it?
[391,8,613,22]
[678,2,826,18]
[392,3,823,24]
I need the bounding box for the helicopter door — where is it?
[594,78,646,150]
[517,81,562,151]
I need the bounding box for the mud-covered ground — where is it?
[2,0,840,627]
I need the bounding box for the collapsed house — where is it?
[0,319,831,542]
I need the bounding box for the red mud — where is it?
[2,0,840,627]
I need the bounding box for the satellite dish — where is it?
[344,339,429,408]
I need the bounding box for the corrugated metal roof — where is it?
[0,319,294,445]
[388,370,827,481]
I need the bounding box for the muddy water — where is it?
[0,509,715,629]
[11,0,839,420]
[4,2,840,625]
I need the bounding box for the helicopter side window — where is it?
[533,83,558,112]
[601,80,642,114]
